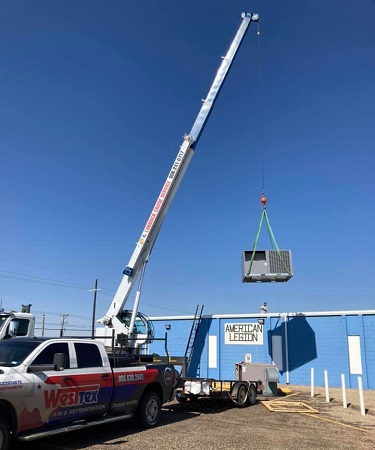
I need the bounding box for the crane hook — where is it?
[260,192,267,209]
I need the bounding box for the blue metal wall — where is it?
[149,311,375,389]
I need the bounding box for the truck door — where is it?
[21,341,70,431]
[21,341,112,432]
[68,341,113,419]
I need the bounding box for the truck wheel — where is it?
[247,384,257,406]
[236,384,249,408]
[0,417,10,450]
[135,391,161,429]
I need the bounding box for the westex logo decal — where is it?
[44,385,100,409]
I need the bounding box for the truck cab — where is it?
[0,311,35,340]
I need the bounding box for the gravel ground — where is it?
[12,385,375,450]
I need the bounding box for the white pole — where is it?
[358,376,366,416]
[284,314,290,384]
[341,374,347,408]
[311,368,315,397]
[324,370,330,402]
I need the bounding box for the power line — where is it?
[0,269,92,290]
[0,269,196,315]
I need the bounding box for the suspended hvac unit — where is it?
[242,194,293,283]
[242,249,293,283]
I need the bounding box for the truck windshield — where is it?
[0,340,40,367]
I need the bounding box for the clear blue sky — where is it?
[0,0,374,332]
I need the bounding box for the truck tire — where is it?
[236,384,249,408]
[247,384,257,406]
[0,417,10,450]
[135,391,161,429]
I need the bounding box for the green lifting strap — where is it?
[246,209,292,276]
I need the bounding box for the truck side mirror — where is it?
[53,353,66,371]
[7,321,17,338]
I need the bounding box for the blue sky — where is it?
[0,0,374,332]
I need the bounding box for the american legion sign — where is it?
[224,323,264,345]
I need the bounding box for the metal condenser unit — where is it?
[241,250,293,283]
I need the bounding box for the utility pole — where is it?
[42,314,45,337]
[89,279,101,339]
[59,314,69,337]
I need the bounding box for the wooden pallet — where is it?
[261,400,319,413]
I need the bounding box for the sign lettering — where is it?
[44,385,100,409]
[224,323,264,345]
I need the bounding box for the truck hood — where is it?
[0,366,18,376]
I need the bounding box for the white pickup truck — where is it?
[0,337,177,450]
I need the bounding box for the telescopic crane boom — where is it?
[97,12,259,350]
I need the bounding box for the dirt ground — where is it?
[278,384,375,429]
[12,385,375,450]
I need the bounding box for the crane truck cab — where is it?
[0,310,35,340]
[117,310,154,337]
[96,310,154,352]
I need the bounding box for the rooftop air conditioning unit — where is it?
[242,250,293,283]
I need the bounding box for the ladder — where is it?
[184,305,204,375]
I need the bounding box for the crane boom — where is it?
[98,12,259,346]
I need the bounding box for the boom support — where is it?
[98,12,259,347]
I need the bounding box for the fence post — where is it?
[341,374,347,408]
[324,370,330,402]
[310,368,315,397]
[358,376,366,416]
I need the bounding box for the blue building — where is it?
[148,309,375,389]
